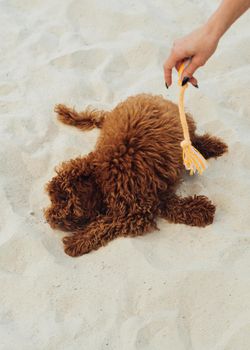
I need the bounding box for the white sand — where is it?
[0,0,250,349]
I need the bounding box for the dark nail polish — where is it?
[165,82,168,89]
[194,83,199,88]
[182,76,190,86]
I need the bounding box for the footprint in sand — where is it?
[0,83,17,96]
[49,47,108,71]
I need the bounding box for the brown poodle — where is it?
[44,94,227,257]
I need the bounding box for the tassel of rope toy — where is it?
[178,62,208,175]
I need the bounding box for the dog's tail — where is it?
[54,104,107,130]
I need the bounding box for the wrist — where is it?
[204,18,225,42]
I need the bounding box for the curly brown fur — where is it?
[55,104,107,130]
[45,94,228,257]
[44,155,105,232]
[159,192,215,227]
[192,133,228,159]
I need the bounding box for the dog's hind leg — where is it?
[191,133,228,159]
[54,104,109,131]
[159,192,215,227]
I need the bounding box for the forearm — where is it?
[164,0,250,85]
[205,0,250,39]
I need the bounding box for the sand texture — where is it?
[0,0,250,349]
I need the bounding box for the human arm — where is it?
[163,0,250,87]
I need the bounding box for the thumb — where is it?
[181,58,200,81]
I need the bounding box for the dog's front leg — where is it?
[62,212,156,257]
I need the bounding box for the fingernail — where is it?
[165,82,168,89]
[182,76,190,86]
[194,83,199,88]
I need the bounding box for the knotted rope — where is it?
[178,62,208,175]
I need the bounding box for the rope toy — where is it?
[178,62,208,175]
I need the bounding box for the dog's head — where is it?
[44,157,104,232]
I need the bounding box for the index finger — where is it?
[163,51,178,87]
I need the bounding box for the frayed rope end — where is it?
[180,140,208,175]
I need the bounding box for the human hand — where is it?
[163,24,220,88]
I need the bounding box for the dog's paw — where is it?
[63,235,93,257]
[193,134,228,159]
[186,195,215,227]
[207,138,228,159]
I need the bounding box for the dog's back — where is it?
[95,94,191,184]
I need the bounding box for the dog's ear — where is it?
[45,157,87,202]
[70,161,103,219]
[45,155,104,231]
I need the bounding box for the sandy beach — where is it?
[0,0,250,349]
